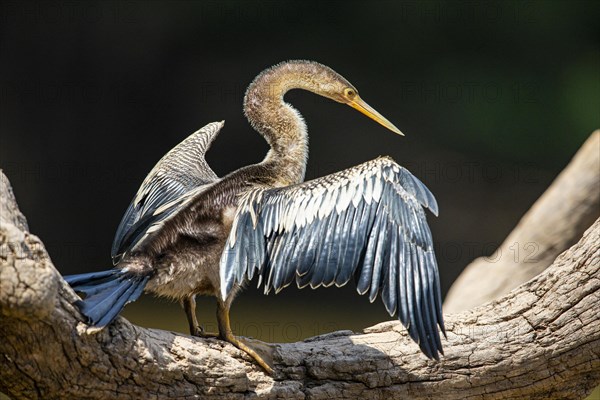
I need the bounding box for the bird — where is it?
[64,60,445,374]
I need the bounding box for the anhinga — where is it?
[65,60,445,374]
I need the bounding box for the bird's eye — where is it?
[344,88,357,99]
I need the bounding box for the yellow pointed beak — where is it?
[348,96,404,136]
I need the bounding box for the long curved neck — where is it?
[244,62,313,186]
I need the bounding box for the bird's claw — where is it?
[191,325,218,338]
[226,335,276,374]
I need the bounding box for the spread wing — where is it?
[111,121,223,263]
[220,156,444,359]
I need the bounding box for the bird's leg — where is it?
[182,295,217,338]
[217,301,275,374]
[183,295,202,336]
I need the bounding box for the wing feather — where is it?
[323,209,344,287]
[409,247,429,354]
[382,223,399,316]
[334,203,358,286]
[112,121,223,263]
[397,240,409,328]
[368,213,390,303]
[298,224,320,278]
[405,246,420,343]
[416,246,435,358]
[220,156,444,358]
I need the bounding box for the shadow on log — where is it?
[1,132,599,399]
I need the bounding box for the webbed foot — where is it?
[222,332,276,374]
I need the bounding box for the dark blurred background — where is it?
[1,1,599,343]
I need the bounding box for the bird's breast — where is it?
[145,241,224,299]
[143,215,232,300]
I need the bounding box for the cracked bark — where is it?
[1,133,599,399]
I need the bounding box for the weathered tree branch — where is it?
[1,136,600,398]
[444,131,600,313]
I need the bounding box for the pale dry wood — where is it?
[1,170,599,399]
[444,131,600,313]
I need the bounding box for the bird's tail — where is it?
[64,269,150,329]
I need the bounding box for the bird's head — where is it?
[300,61,404,136]
[245,60,404,137]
